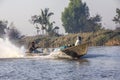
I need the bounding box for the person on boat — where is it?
[67,44,72,47]
[28,41,38,53]
[75,36,82,46]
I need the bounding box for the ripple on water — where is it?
[0,46,120,80]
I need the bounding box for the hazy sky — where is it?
[0,0,120,35]
[83,0,120,29]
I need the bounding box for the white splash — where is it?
[48,50,72,59]
[0,38,25,58]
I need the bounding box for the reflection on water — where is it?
[0,46,120,80]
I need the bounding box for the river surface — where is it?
[0,46,120,80]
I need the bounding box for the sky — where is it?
[0,0,120,36]
[83,0,120,29]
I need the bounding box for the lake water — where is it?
[0,46,120,80]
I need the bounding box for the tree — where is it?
[47,21,60,36]
[113,8,120,24]
[54,26,59,34]
[30,15,42,35]
[0,20,8,38]
[31,8,54,35]
[7,22,21,40]
[61,0,101,33]
[85,14,102,32]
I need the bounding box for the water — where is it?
[0,46,120,80]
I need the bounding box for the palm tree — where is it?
[35,24,40,35]
[40,8,54,34]
[30,15,40,35]
[54,26,59,34]
[31,8,54,35]
[47,21,55,33]
[47,21,60,36]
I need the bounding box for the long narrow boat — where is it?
[61,43,88,58]
[26,43,88,59]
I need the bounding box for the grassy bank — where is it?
[19,30,120,48]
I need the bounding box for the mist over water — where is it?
[0,38,25,58]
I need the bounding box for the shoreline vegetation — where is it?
[18,0,119,49]
[0,0,120,49]
[19,30,120,48]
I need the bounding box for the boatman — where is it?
[75,36,82,46]
[28,41,37,53]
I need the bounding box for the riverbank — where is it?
[19,30,120,48]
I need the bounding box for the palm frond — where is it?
[44,8,49,17]
[48,12,54,17]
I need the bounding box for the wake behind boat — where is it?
[26,53,48,56]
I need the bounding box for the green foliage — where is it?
[96,35,109,46]
[47,22,60,36]
[7,27,21,40]
[61,0,102,33]
[0,20,8,37]
[113,8,120,24]
[31,8,59,36]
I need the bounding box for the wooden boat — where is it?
[25,43,88,59]
[61,43,88,58]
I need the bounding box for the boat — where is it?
[61,43,88,58]
[25,49,50,56]
[25,43,88,59]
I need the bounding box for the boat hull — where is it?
[61,43,88,58]
[26,53,48,56]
